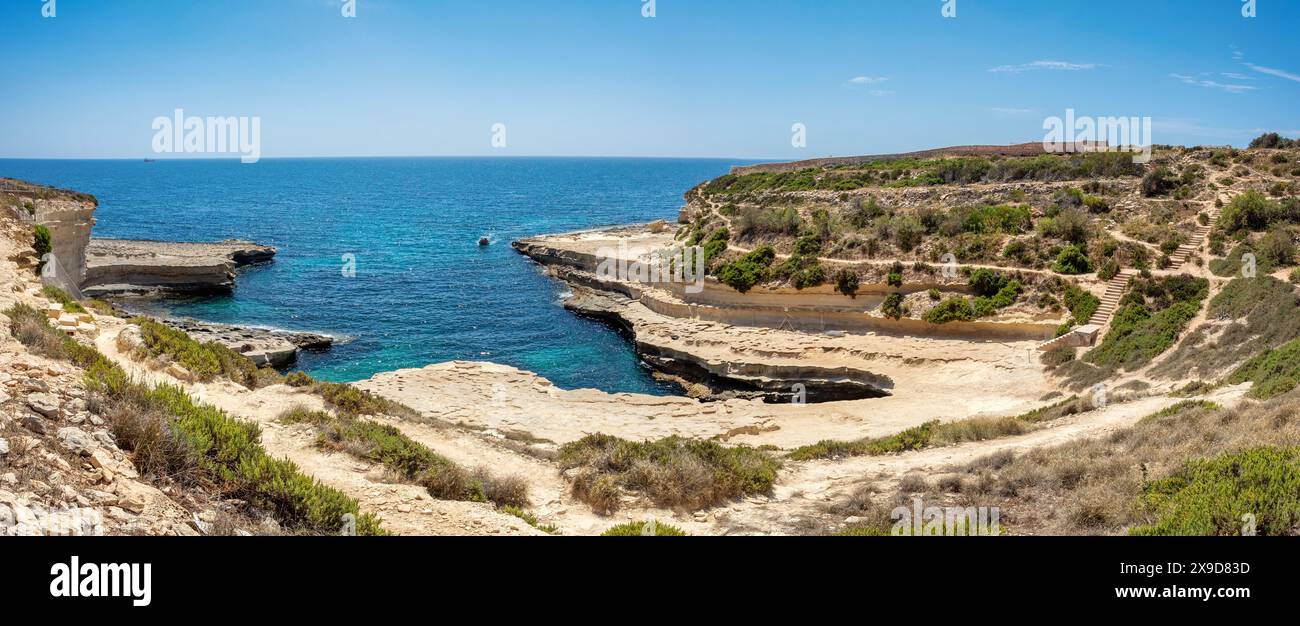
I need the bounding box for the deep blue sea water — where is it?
[1,157,752,393]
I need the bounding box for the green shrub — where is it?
[1257,228,1297,267]
[1140,166,1178,197]
[881,293,906,319]
[775,254,825,289]
[1248,132,1299,149]
[1219,190,1296,233]
[716,245,775,293]
[601,520,688,536]
[1131,446,1300,536]
[33,224,52,258]
[1051,244,1092,274]
[972,280,1022,317]
[927,288,941,300]
[1290,268,1300,284]
[793,232,821,256]
[502,506,559,534]
[833,268,860,298]
[967,268,1008,297]
[285,371,315,387]
[788,397,1087,461]
[923,297,974,324]
[557,434,780,513]
[1062,284,1102,326]
[314,380,419,418]
[1084,285,1204,373]
[886,272,903,288]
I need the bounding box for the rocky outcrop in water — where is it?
[82,239,276,296]
[157,318,333,368]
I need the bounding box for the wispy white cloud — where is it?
[867,89,894,97]
[1170,73,1256,94]
[1153,117,1246,140]
[1220,72,1253,81]
[987,60,1100,73]
[1245,63,1300,83]
[847,76,889,85]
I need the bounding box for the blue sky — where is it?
[1,0,1297,159]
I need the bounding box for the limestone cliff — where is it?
[0,177,96,287]
[82,238,276,296]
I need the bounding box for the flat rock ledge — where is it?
[82,238,276,297]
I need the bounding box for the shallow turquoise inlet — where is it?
[2,156,754,393]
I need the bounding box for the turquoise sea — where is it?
[1,157,752,394]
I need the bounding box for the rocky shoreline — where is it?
[156,317,334,368]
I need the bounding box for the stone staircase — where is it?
[1169,207,1221,269]
[1087,269,1136,326]
[1037,269,1133,351]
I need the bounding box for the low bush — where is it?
[1051,244,1092,274]
[833,268,860,298]
[557,434,781,513]
[788,397,1089,461]
[315,414,526,506]
[881,293,906,319]
[33,224,52,258]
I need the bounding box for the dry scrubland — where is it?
[4,135,1300,535]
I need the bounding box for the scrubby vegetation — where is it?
[1249,132,1300,150]
[557,434,780,513]
[703,153,1142,195]
[923,297,975,324]
[1051,244,1092,274]
[716,245,775,293]
[1055,284,1101,336]
[7,304,386,535]
[502,505,560,534]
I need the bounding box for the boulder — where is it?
[26,393,60,418]
[56,427,96,455]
